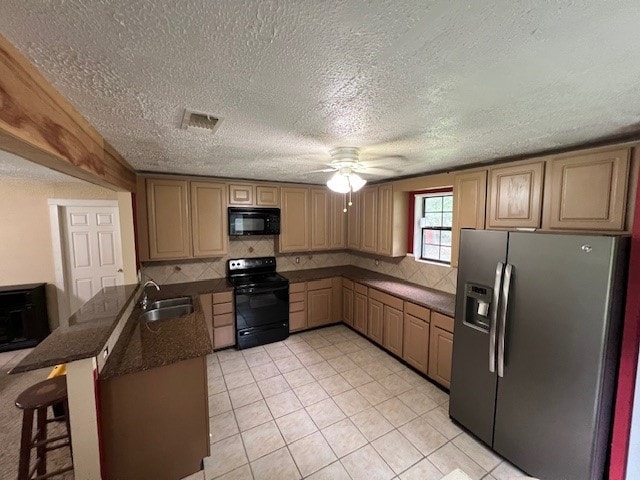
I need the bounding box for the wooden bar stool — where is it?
[15,376,73,480]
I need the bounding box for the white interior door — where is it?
[62,205,124,315]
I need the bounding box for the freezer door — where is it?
[449,229,508,445]
[493,233,624,480]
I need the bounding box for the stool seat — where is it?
[15,376,73,480]
[15,376,67,410]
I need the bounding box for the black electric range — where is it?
[227,257,289,349]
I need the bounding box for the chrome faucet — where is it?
[141,280,160,310]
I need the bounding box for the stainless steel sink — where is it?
[140,304,194,322]
[149,296,192,310]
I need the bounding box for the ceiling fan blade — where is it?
[357,166,401,176]
[307,168,337,173]
[359,155,407,166]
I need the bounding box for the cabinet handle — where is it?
[489,262,504,373]
[497,263,513,378]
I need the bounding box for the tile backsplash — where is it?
[141,237,457,294]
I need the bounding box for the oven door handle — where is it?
[235,285,289,295]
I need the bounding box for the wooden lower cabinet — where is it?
[428,312,455,388]
[368,298,384,344]
[212,291,235,349]
[403,313,430,374]
[353,291,367,334]
[308,287,332,328]
[382,305,403,357]
[100,357,209,480]
[342,285,354,326]
[289,282,307,332]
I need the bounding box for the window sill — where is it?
[407,254,452,268]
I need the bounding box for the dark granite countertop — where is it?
[99,280,231,379]
[281,266,456,317]
[11,284,140,374]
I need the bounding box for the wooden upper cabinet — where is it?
[279,187,310,252]
[310,188,331,250]
[228,184,253,206]
[544,148,630,231]
[191,182,228,257]
[256,185,279,206]
[330,193,347,249]
[451,170,487,267]
[146,179,191,259]
[377,184,393,256]
[487,160,544,229]
[347,191,361,250]
[360,187,378,253]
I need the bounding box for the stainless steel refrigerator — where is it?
[449,230,628,480]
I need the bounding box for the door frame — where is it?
[48,199,122,326]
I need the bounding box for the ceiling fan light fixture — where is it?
[349,173,366,192]
[327,172,351,193]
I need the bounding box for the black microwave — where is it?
[228,207,280,236]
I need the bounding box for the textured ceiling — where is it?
[2,1,640,184]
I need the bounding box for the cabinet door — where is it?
[310,188,331,250]
[377,184,393,256]
[383,305,403,357]
[347,190,361,249]
[308,288,332,328]
[229,184,254,205]
[354,292,367,334]
[256,185,279,206]
[403,313,429,374]
[451,171,486,267]
[368,298,383,344]
[487,161,544,229]
[428,325,454,388]
[147,179,191,259]
[545,148,630,231]
[279,188,310,252]
[191,182,228,257]
[360,187,378,253]
[342,287,354,326]
[330,193,347,249]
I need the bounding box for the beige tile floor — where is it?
[187,325,536,480]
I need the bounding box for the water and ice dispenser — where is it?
[463,283,493,331]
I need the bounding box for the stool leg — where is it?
[17,408,34,480]
[36,407,47,477]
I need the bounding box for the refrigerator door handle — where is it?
[497,263,513,378]
[489,262,504,373]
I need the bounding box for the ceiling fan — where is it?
[308,147,402,194]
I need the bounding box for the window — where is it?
[416,190,453,264]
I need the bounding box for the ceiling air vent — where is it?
[180,109,223,133]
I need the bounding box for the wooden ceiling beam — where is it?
[0,33,136,192]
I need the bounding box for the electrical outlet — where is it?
[295,256,300,264]
[375,259,379,266]
[103,346,109,359]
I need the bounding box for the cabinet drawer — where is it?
[290,292,305,303]
[213,313,234,327]
[290,301,305,313]
[214,325,235,348]
[213,302,233,316]
[290,283,306,293]
[289,311,307,331]
[307,278,332,291]
[342,278,354,290]
[369,288,404,310]
[212,291,233,304]
[404,302,430,322]
[432,312,454,333]
[354,283,368,295]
